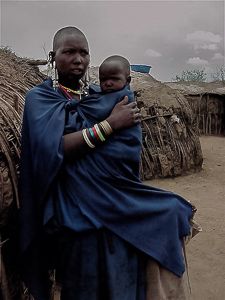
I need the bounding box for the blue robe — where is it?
[19,78,193,298]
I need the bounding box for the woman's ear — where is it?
[49,51,55,63]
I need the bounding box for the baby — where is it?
[99,55,131,93]
[64,55,138,136]
[83,54,137,124]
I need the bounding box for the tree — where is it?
[172,68,207,82]
[211,65,225,82]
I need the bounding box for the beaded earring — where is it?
[47,51,53,78]
[84,65,90,87]
[47,51,58,90]
[53,61,59,90]
[80,66,90,96]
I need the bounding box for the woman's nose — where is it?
[72,54,82,64]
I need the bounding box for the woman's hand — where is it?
[106,96,141,131]
[63,96,141,158]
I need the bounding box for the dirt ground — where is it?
[146,136,225,300]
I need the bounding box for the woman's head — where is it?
[51,26,90,87]
[99,55,131,93]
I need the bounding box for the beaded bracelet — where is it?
[82,129,95,148]
[99,120,113,136]
[88,127,96,143]
[92,126,100,141]
[82,121,113,148]
[94,124,106,142]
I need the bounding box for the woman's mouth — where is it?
[71,68,83,74]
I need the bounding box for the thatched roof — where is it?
[0,48,45,114]
[0,48,45,216]
[165,81,225,96]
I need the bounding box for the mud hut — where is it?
[0,47,45,299]
[89,67,203,180]
[166,81,225,136]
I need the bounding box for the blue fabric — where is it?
[21,228,147,300]
[19,78,193,279]
[55,228,147,300]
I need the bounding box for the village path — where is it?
[146,136,225,300]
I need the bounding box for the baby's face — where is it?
[99,63,129,93]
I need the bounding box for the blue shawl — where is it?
[19,78,193,277]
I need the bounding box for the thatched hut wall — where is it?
[186,94,224,135]
[0,48,45,299]
[166,82,225,136]
[0,48,45,221]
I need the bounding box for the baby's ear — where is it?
[127,76,131,83]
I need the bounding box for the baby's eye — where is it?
[80,50,89,56]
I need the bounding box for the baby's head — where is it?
[99,55,131,93]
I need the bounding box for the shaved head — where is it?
[100,55,130,76]
[53,26,87,51]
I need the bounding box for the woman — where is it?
[19,26,194,300]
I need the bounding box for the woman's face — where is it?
[54,33,90,83]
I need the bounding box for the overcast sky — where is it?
[0,0,224,81]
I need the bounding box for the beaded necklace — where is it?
[59,84,83,100]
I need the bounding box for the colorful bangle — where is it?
[104,120,113,133]
[99,120,113,136]
[94,124,105,142]
[99,123,107,135]
[88,127,96,143]
[92,126,100,140]
[82,129,95,148]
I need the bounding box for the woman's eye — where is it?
[64,50,73,54]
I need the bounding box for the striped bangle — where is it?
[99,122,107,136]
[99,120,113,136]
[82,129,95,148]
[88,127,96,143]
[94,124,105,142]
[92,126,100,140]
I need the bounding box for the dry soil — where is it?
[146,136,225,300]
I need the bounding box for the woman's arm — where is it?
[63,96,141,158]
